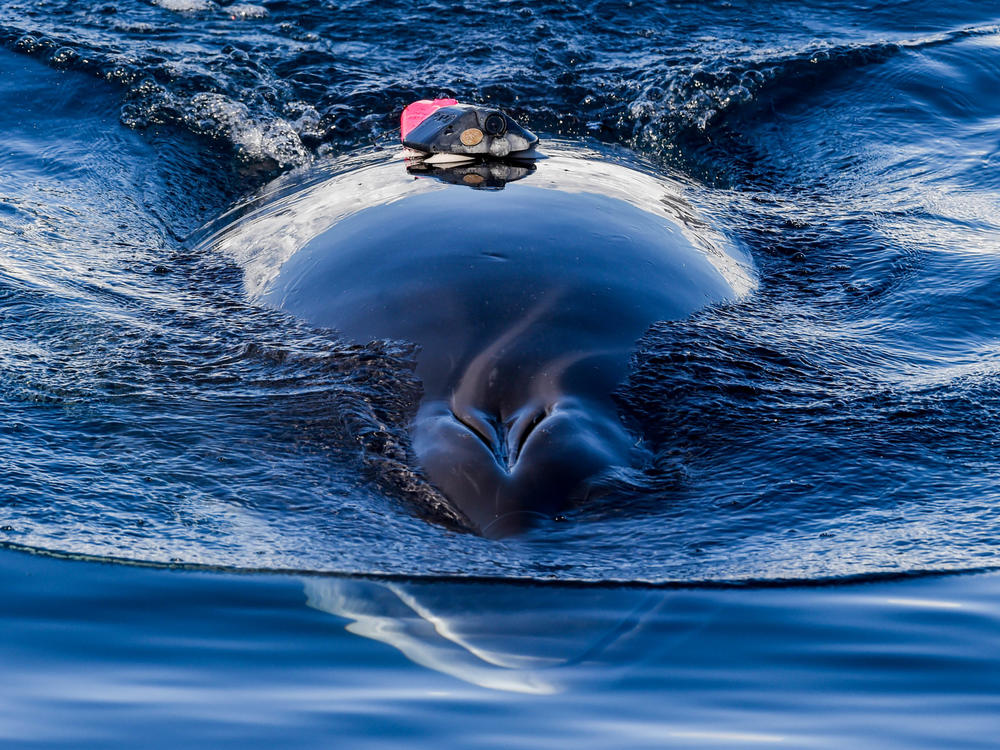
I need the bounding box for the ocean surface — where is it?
[1,0,999,745]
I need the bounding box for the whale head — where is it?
[209,144,754,536]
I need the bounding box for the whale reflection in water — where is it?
[304,577,670,694]
[206,144,754,535]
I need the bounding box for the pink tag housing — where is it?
[400,98,459,140]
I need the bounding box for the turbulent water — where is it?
[2,0,1000,582]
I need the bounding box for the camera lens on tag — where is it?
[483,111,507,136]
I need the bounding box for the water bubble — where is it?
[48,47,78,68]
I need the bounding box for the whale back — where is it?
[256,152,753,414]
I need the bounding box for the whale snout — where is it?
[413,397,636,538]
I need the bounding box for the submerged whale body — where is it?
[214,145,753,536]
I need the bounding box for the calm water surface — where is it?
[3,548,999,748]
[1,0,999,745]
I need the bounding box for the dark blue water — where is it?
[1,0,999,744]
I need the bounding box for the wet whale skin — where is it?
[262,159,749,535]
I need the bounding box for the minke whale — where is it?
[205,143,753,536]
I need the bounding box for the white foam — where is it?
[226,3,268,19]
[151,0,216,12]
